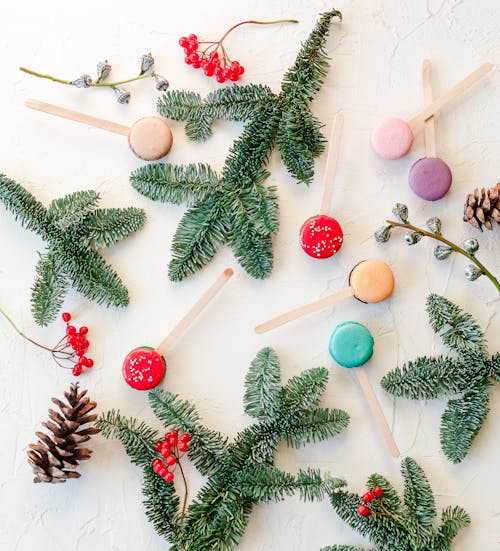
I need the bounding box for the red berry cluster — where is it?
[151,429,191,483]
[59,312,94,376]
[357,485,384,517]
[178,34,244,83]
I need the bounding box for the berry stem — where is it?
[175,450,189,518]
[19,66,155,88]
[386,219,500,293]
[217,19,299,44]
[0,305,53,352]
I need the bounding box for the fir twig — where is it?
[131,9,342,281]
[0,175,145,325]
[97,347,349,550]
[381,294,498,463]
[327,458,470,551]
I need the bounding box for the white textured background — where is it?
[0,0,499,549]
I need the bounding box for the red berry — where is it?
[179,36,189,47]
[372,486,383,497]
[171,430,178,438]
[160,443,170,455]
[362,491,375,503]
[178,442,188,452]
[165,455,177,466]
[188,53,199,64]
[204,63,215,77]
[68,335,76,345]
[209,51,219,61]
[229,71,239,82]
[154,442,163,452]
[83,357,94,368]
[164,471,174,483]
[222,68,231,79]
[164,431,172,439]
[67,325,76,336]
[159,467,168,477]
[237,65,245,75]
[79,326,88,335]
[216,74,226,83]
[167,436,178,447]
[72,364,82,377]
[82,339,89,349]
[200,58,209,69]
[180,433,191,443]
[215,66,223,77]
[185,55,193,65]
[62,312,71,322]
[152,458,163,472]
[357,505,372,517]
[192,60,201,69]
[188,33,197,41]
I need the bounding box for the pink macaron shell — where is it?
[408,157,452,201]
[370,117,414,160]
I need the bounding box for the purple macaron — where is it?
[408,157,452,201]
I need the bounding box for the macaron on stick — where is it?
[408,60,452,201]
[300,112,344,259]
[122,268,233,390]
[329,321,400,457]
[25,98,173,161]
[254,259,394,334]
[371,63,492,160]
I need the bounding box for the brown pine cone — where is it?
[26,383,100,483]
[463,183,500,231]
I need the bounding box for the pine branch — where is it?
[83,207,146,248]
[322,546,369,551]
[168,195,228,282]
[281,9,342,103]
[95,411,158,467]
[277,104,315,184]
[383,294,498,463]
[434,506,471,548]
[0,176,144,324]
[133,10,341,281]
[130,163,220,205]
[101,348,348,549]
[440,386,490,463]
[142,466,182,544]
[47,190,100,231]
[57,246,129,307]
[204,84,276,120]
[148,389,228,477]
[328,458,469,550]
[426,294,487,356]
[243,347,281,422]
[157,90,213,141]
[283,407,350,448]
[380,356,476,399]
[401,457,436,539]
[0,174,48,236]
[31,252,69,326]
[280,366,330,411]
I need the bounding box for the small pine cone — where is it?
[26,383,100,483]
[463,183,500,231]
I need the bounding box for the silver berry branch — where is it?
[375,204,500,293]
[20,53,169,104]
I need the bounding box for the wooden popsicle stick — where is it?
[407,63,493,131]
[25,99,130,136]
[255,286,354,334]
[319,111,344,216]
[356,366,400,458]
[422,59,437,158]
[157,268,234,353]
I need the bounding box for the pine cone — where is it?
[463,183,500,230]
[27,383,100,483]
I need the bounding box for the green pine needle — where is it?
[382,293,498,463]
[328,457,469,550]
[99,347,349,549]
[0,176,145,324]
[131,9,342,281]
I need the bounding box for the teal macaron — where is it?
[328,321,374,368]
